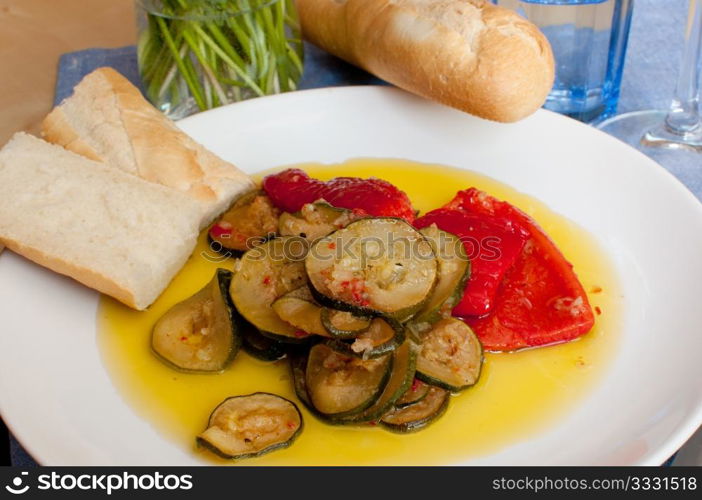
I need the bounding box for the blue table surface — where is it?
[9,0,696,466]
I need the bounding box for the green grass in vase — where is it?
[137,0,304,113]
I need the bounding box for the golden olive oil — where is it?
[98,159,622,465]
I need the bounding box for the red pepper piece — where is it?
[444,188,595,351]
[414,209,528,316]
[262,169,415,222]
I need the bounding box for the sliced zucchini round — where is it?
[289,349,313,408]
[339,341,416,424]
[380,386,449,433]
[321,308,372,338]
[395,379,431,408]
[414,225,471,324]
[323,318,405,359]
[305,343,392,417]
[306,218,438,322]
[197,392,302,459]
[208,191,280,255]
[271,287,329,337]
[229,237,309,340]
[279,202,357,242]
[152,269,241,373]
[241,324,287,361]
[416,318,483,392]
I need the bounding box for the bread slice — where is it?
[41,67,254,228]
[296,0,554,123]
[0,133,202,310]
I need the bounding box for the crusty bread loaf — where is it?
[296,0,555,122]
[0,133,202,310]
[41,67,254,227]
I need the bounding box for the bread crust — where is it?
[41,107,104,162]
[0,132,203,311]
[296,0,555,122]
[0,237,138,309]
[42,67,254,226]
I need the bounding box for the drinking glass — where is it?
[495,0,634,123]
[598,0,702,154]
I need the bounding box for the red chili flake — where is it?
[595,306,602,315]
[262,276,271,286]
[351,287,369,306]
[294,330,308,338]
[328,242,336,250]
[354,296,370,307]
[209,223,232,239]
[590,286,603,294]
[411,378,421,392]
[368,421,378,427]
[180,336,187,342]
[286,421,297,429]
[339,279,369,305]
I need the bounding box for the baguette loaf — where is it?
[0,133,202,310]
[41,68,254,228]
[296,0,555,122]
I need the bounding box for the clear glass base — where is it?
[158,96,201,121]
[545,87,615,124]
[598,110,702,152]
[597,110,702,177]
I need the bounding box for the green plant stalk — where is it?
[137,0,304,115]
[154,15,208,110]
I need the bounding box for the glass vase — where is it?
[135,0,304,119]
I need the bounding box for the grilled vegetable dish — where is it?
[152,169,595,460]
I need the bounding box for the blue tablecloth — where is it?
[9,0,695,466]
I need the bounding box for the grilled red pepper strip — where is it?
[444,188,595,351]
[262,169,415,222]
[414,209,528,316]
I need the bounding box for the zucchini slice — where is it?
[197,392,302,459]
[395,379,431,408]
[380,386,449,433]
[416,318,483,392]
[340,341,416,424]
[289,349,313,408]
[229,237,310,340]
[242,325,287,361]
[321,308,372,338]
[305,343,392,417]
[306,218,438,322]
[152,269,241,373]
[208,191,280,255]
[414,225,471,324]
[279,202,358,242]
[271,287,329,337]
[324,318,405,359]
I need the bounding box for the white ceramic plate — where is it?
[2,87,702,465]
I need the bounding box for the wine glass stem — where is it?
[665,0,702,135]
